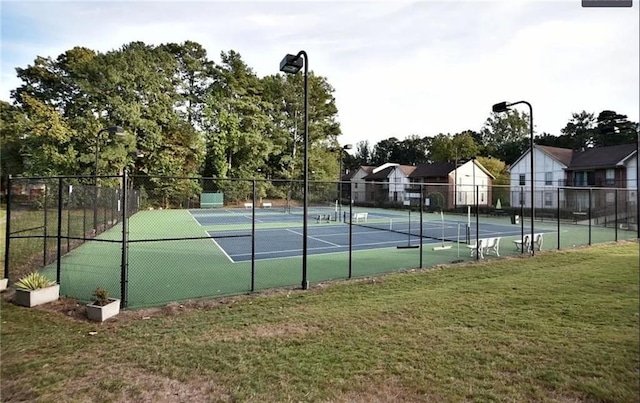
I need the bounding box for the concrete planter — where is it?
[0,278,8,292]
[14,284,60,307]
[86,298,121,322]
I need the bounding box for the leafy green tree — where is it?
[592,110,638,147]
[1,101,28,184]
[428,132,478,162]
[480,110,530,164]
[372,137,401,165]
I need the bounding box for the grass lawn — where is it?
[1,242,638,402]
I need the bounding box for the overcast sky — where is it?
[1,0,638,148]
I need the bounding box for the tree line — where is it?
[1,39,637,204]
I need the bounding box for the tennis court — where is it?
[205,214,543,262]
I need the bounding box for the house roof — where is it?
[364,166,395,180]
[409,162,455,178]
[398,165,417,176]
[537,145,573,166]
[568,143,637,170]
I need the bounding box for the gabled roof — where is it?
[537,145,573,166]
[409,162,455,178]
[568,143,637,170]
[364,166,395,180]
[398,165,417,176]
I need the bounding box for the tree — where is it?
[476,156,509,207]
[371,137,401,165]
[592,110,638,147]
[352,140,372,166]
[558,111,596,150]
[480,110,530,164]
[427,132,478,163]
[1,101,28,188]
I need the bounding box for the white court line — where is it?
[230,238,416,259]
[286,228,341,247]
[243,215,264,223]
[209,236,236,263]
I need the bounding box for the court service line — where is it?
[286,228,341,247]
[230,238,420,259]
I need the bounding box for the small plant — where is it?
[92,287,111,306]
[14,272,55,290]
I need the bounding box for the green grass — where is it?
[1,242,638,402]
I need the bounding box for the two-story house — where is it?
[408,160,494,209]
[509,143,638,210]
[362,163,416,204]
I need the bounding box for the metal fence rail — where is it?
[4,173,638,308]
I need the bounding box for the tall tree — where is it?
[353,140,372,166]
[480,110,530,164]
[592,110,638,147]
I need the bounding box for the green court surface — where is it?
[42,208,637,308]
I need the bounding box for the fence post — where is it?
[251,180,256,292]
[588,188,592,245]
[4,175,12,280]
[475,185,480,261]
[615,189,618,241]
[120,170,129,308]
[43,184,48,266]
[557,187,560,250]
[419,183,423,268]
[67,186,71,252]
[520,186,524,254]
[348,184,353,279]
[56,177,63,284]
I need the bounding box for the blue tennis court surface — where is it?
[207,221,552,262]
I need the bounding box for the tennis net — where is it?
[346,217,470,244]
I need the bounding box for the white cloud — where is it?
[1,0,638,149]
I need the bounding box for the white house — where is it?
[509,145,573,209]
[509,143,638,209]
[348,165,375,203]
[362,163,416,203]
[453,160,495,207]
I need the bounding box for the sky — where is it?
[1,0,638,149]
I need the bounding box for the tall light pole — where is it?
[492,101,534,254]
[280,51,310,289]
[94,126,125,233]
[335,143,353,221]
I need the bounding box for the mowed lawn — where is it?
[1,242,638,402]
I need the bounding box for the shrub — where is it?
[15,272,55,290]
[92,287,111,306]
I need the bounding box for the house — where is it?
[361,163,416,204]
[509,143,638,209]
[348,165,375,203]
[408,160,495,210]
[509,145,573,209]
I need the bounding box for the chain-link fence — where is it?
[4,174,638,308]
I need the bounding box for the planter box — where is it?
[0,278,8,292]
[86,298,121,322]
[14,284,60,307]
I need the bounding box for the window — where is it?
[544,192,553,207]
[354,183,358,189]
[481,193,484,202]
[519,174,526,186]
[545,172,552,186]
[605,169,615,186]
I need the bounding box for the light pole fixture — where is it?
[335,144,353,222]
[492,100,535,255]
[280,50,310,290]
[93,126,125,233]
